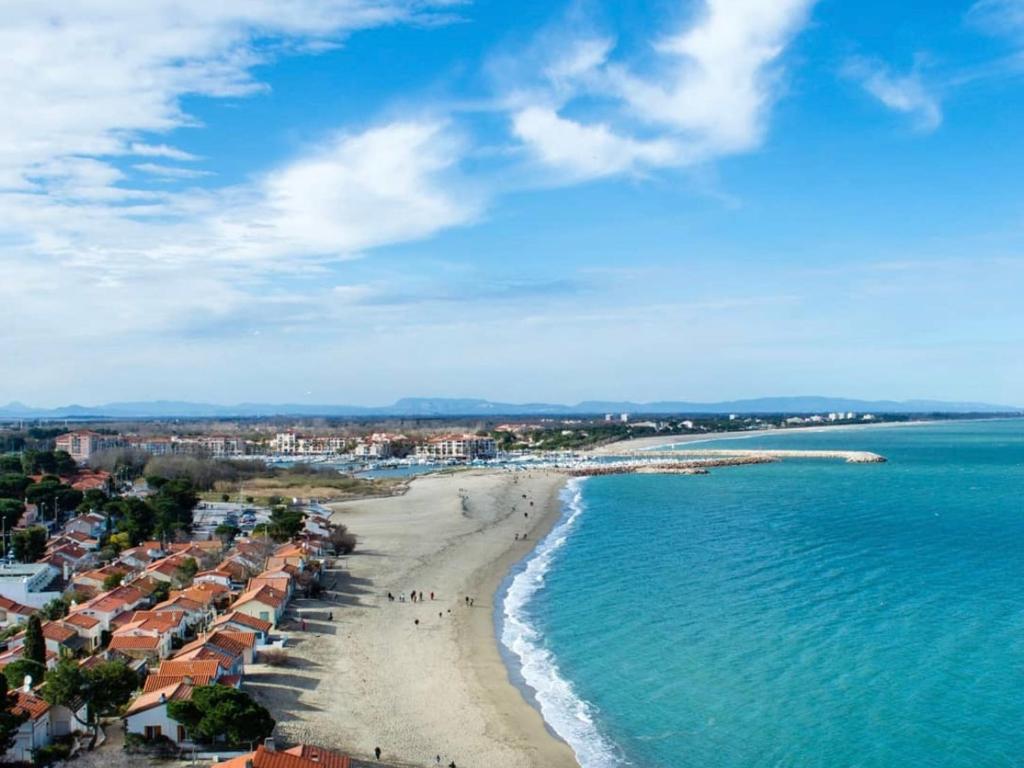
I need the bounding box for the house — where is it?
[192,568,233,590]
[143,658,222,691]
[178,630,257,666]
[171,645,242,677]
[214,743,351,768]
[72,564,134,595]
[5,687,52,763]
[246,573,293,601]
[62,612,104,652]
[108,634,167,663]
[74,585,147,630]
[118,543,164,570]
[123,682,193,745]
[69,471,112,494]
[110,610,186,661]
[211,612,272,644]
[151,595,210,630]
[64,512,107,539]
[230,585,287,626]
[0,596,35,628]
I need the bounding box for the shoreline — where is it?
[588,417,954,454]
[246,468,578,768]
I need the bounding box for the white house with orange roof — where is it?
[230,585,287,626]
[123,682,193,745]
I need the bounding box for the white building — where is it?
[0,563,62,610]
[415,435,497,461]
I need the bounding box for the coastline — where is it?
[588,418,947,454]
[246,468,578,768]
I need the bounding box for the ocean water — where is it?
[500,419,1024,768]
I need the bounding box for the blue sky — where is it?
[2,0,1023,407]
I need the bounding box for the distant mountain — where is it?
[0,395,1019,420]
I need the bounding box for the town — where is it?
[0,409,968,767]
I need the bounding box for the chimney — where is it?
[22,675,32,693]
[263,736,276,752]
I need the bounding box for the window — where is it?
[144,725,162,739]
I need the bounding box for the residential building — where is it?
[54,430,124,464]
[415,434,497,461]
[0,563,61,609]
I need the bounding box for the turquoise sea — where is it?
[500,419,1024,768]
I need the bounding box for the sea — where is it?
[499,419,1024,768]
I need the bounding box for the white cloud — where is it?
[508,0,816,180]
[512,107,680,180]
[609,0,816,154]
[846,59,942,132]
[218,120,478,260]
[128,143,201,161]
[968,0,1024,36]
[133,163,214,179]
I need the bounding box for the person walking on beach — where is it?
[374,746,381,760]
[411,589,417,602]
[419,591,424,602]
[430,591,435,600]
[414,618,420,627]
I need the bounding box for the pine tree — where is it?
[23,615,45,669]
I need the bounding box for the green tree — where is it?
[76,488,108,515]
[42,658,83,707]
[102,573,124,591]
[0,499,25,539]
[0,675,27,755]
[167,685,274,746]
[174,557,198,586]
[3,658,46,691]
[0,474,29,500]
[40,597,68,621]
[11,526,47,563]
[0,454,23,473]
[109,497,156,545]
[82,661,140,716]
[23,615,45,667]
[53,450,77,476]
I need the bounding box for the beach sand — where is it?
[244,468,578,768]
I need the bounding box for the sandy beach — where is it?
[244,468,578,768]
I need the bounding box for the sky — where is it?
[2,0,1024,407]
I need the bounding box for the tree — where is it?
[40,597,68,621]
[3,659,46,691]
[167,685,274,746]
[0,474,29,500]
[102,573,124,591]
[23,615,45,668]
[11,526,47,563]
[0,675,27,755]
[76,488,108,515]
[110,497,156,545]
[0,454,23,473]
[108,531,131,552]
[53,450,77,477]
[175,557,199,582]
[327,523,357,555]
[82,661,140,716]
[43,658,83,707]
[0,499,25,538]
[214,523,240,544]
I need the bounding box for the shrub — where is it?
[259,649,289,667]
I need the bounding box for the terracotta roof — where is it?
[154,596,204,613]
[173,645,236,671]
[42,621,77,643]
[158,659,221,678]
[143,673,214,691]
[124,682,192,716]
[214,745,350,768]
[64,612,101,629]
[212,611,272,634]
[233,585,286,610]
[108,634,161,651]
[9,690,50,721]
[0,595,34,616]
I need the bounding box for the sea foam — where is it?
[500,478,625,768]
